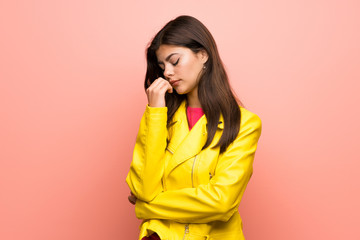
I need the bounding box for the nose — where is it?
[163,65,174,80]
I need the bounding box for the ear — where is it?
[197,49,209,64]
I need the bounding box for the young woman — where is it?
[126,15,262,240]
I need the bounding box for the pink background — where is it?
[1,0,359,239]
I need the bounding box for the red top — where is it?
[186,106,204,130]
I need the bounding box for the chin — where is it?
[174,88,186,95]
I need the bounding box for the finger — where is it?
[146,78,164,93]
[128,195,136,205]
[147,78,170,96]
[159,81,173,93]
[166,82,173,93]
[149,77,166,89]
[129,192,137,200]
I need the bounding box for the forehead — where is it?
[156,45,190,60]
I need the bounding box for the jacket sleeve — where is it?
[125,105,167,202]
[134,112,262,223]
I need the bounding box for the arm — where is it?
[126,78,172,202]
[135,112,262,223]
[125,105,167,202]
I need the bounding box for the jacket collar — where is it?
[165,101,223,175]
[169,101,224,130]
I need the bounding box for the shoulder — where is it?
[221,106,262,154]
[239,106,262,133]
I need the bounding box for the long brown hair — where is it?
[145,15,242,153]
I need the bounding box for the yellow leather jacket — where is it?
[126,101,262,240]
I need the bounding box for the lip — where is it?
[169,79,181,86]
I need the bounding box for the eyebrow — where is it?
[157,53,179,65]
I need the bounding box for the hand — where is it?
[146,77,173,107]
[128,191,137,205]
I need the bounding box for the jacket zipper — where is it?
[191,156,197,188]
[166,147,174,154]
[182,224,189,240]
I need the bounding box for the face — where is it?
[156,44,208,95]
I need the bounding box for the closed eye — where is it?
[158,58,179,71]
[172,58,180,66]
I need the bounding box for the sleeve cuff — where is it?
[135,200,145,219]
[146,105,168,114]
[145,105,168,122]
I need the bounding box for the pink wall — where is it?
[1,0,359,239]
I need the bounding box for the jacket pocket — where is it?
[195,149,220,186]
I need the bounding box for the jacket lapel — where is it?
[165,101,225,176]
[165,101,207,175]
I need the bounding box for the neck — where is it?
[186,88,201,108]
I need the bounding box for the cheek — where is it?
[179,58,202,78]
[189,62,203,80]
